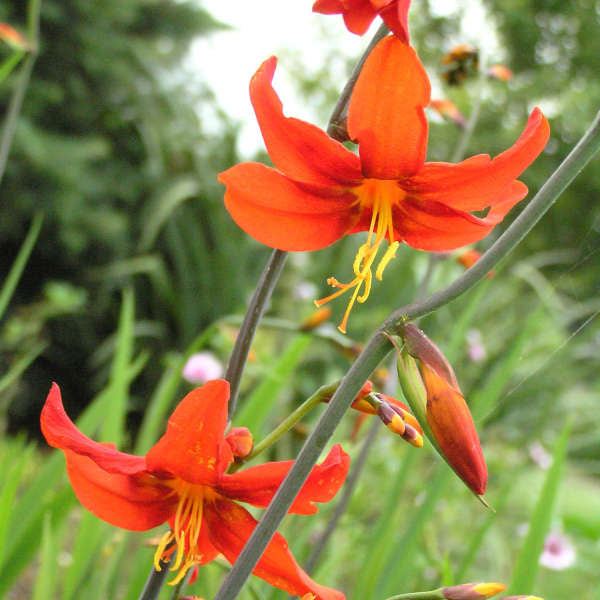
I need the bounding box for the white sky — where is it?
[189,1,496,156]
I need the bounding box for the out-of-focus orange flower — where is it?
[219,36,549,333]
[0,23,29,50]
[401,325,487,495]
[441,44,479,86]
[429,99,467,128]
[487,64,513,82]
[41,381,348,599]
[456,249,494,278]
[312,0,412,42]
[300,307,332,331]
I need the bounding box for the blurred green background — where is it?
[0,0,598,599]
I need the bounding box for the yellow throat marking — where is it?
[315,179,403,333]
[154,484,207,586]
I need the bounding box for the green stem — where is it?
[212,108,600,600]
[225,248,288,418]
[384,108,600,329]
[0,0,41,186]
[138,554,174,600]
[230,382,339,472]
[385,589,444,600]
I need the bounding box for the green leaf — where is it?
[233,334,312,434]
[507,419,571,594]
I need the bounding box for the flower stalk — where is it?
[212,107,600,600]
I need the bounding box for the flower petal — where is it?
[219,162,359,251]
[216,444,349,514]
[404,108,550,211]
[146,380,233,484]
[393,182,527,251]
[342,2,378,35]
[166,513,220,566]
[64,450,176,530]
[205,498,345,600]
[378,0,412,43]
[348,36,430,178]
[41,383,146,475]
[249,56,362,186]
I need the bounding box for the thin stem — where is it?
[327,23,389,141]
[0,0,41,186]
[213,332,392,600]
[225,248,288,418]
[384,108,600,329]
[212,109,600,600]
[138,554,174,600]
[230,382,339,471]
[169,568,193,600]
[304,416,381,574]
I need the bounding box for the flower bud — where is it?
[300,307,331,331]
[225,427,254,459]
[397,325,487,496]
[442,582,506,600]
[377,401,406,436]
[182,352,223,384]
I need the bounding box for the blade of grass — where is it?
[102,286,135,445]
[0,50,25,85]
[0,340,48,396]
[233,334,312,434]
[507,419,571,594]
[31,512,63,600]
[0,211,43,321]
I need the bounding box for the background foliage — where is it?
[0,1,598,599]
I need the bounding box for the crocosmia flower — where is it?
[41,380,349,599]
[219,36,549,332]
[312,0,412,42]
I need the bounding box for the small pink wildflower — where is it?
[539,531,576,570]
[182,352,223,384]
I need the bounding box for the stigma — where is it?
[154,484,208,585]
[315,179,404,333]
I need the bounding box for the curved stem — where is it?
[225,248,288,418]
[304,416,380,574]
[385,590,444,600]
[384,108,600,329]
[212,108,600,600]
[327,23,389,141]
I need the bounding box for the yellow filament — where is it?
[153,485,206,585]
[315,183,400,333]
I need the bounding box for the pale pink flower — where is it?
[539,531,576,570]
[182,352,223,384]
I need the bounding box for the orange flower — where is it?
[487,64,513,82]
[429,99,467,128]
[219,36,549,332]
[41,381,348,599]
[312,0,412,42]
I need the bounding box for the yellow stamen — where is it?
[315,179,405,332]
[153,484,207,585]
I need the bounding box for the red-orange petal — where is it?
[348,36,430,178]
[421,364,487,495]
[249,56,362,186]
[216,444,349,514]
[65,450,176,530]
[342,2,378,35]
[404,108,549,211]
[41,383,146,475]
[146,380,233,485]
[378,0,412,43]
[392,181,527,251]
[205,498,345,600]
[219,162,359,251]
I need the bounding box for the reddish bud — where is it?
[0,23,29,50]
[421,363,487,494]
[225,427,254,459]
[377,402,406,436]
[456,249,494,278]
[443,583,506,600]
[487,64,513,82]
[430,99,467,128]
[300,307,331,331]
